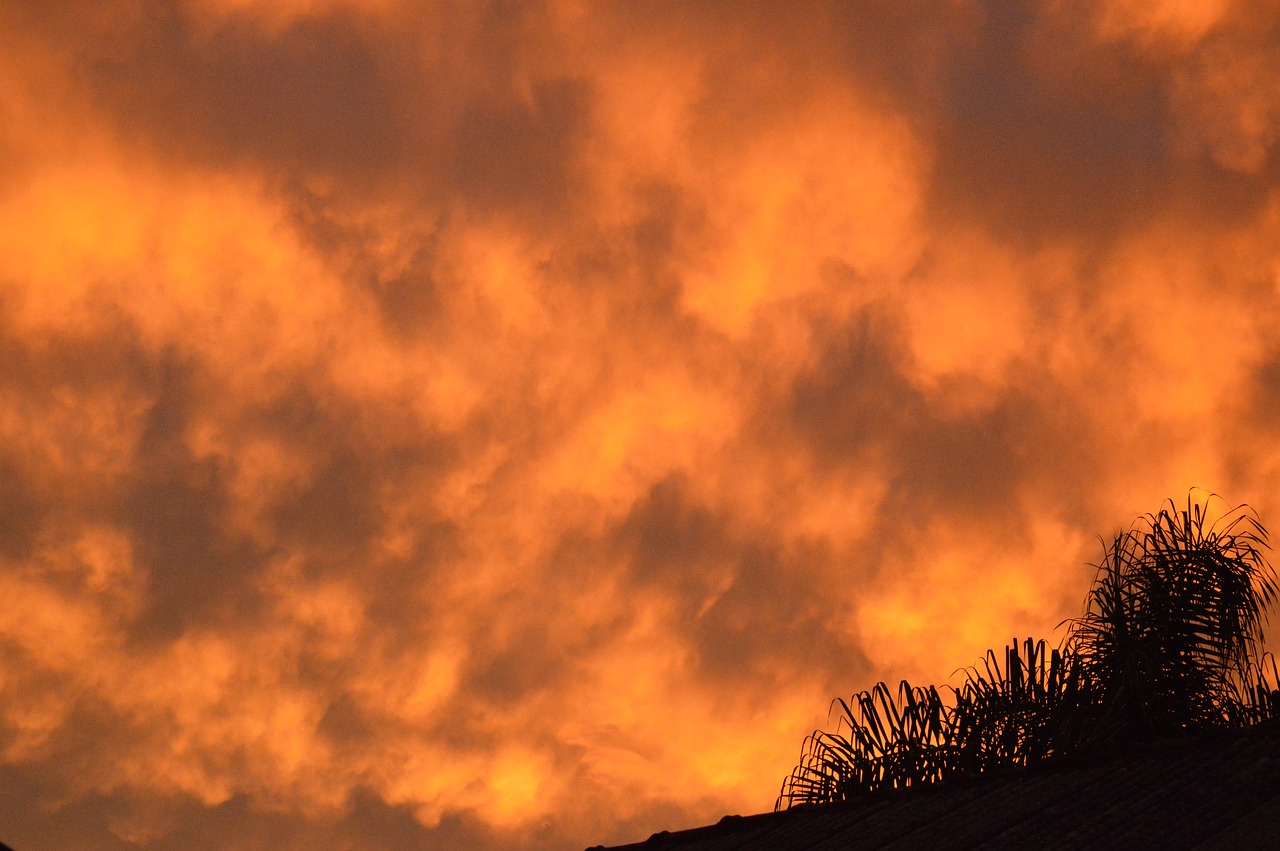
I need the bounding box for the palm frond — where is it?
[1234,652,1280,725]
[952,638,1082,770]
[1066,493,1275,739]
[777,680,955,808]
[780,491,1278,810]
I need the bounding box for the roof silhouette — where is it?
[592,721,1280,850]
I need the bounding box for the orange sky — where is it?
[3,1,1280,848]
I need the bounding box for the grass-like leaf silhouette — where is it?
[1067,495,1276,743]
[778,491,1279,810]
[781,681,954,805]
[950,637,1081,772]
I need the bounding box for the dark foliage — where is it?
[778,492,1280,809]
[950,637,1082,772]
[782,681,954,802]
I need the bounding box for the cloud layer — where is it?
[3,1,1280,848]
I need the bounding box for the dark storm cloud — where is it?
[929,3,1175,242]
[928,0,1280,240]
[283,182,448,339]
[0,310,155,560]
[242,382,457,559]
[120,351,274,641]
[0,456,41,562]
[648,0,1274,246]
[0,316,454,644]
[686,543,866,693]
[788,306,921,460]
[782,297,1118,540]
[613,475,872,697]
[0,318,205,600]
[0,763,517,851]
[444,78,594,212]
[20,0,595,219]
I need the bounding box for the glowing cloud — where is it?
[1,2,1279,849]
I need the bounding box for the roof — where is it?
[593,722,1280,850]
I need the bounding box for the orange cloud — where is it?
[2,2,1280,849]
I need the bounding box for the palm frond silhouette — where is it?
[779,491,1280,809]
[950,637,1081,772]
[784,682,954,803]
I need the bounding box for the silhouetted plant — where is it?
[782,681,955,805]
[1067,495,1275,744]
[951,637,1082,772]
[778,492,1278,810]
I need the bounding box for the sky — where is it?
[2,1,1280,848]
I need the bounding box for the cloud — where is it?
[2,1,1280,849]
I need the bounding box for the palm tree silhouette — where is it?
[778,492,1280,809]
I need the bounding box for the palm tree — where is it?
[949,637,1081,772]
[782,681,955,804]
[778,492,1280,810]
[1067,495,1276,744]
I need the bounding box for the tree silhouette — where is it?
[778,492,1280,809]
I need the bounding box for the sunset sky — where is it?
[3,2,1280,849]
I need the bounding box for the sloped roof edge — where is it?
[594,721,1280,850]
